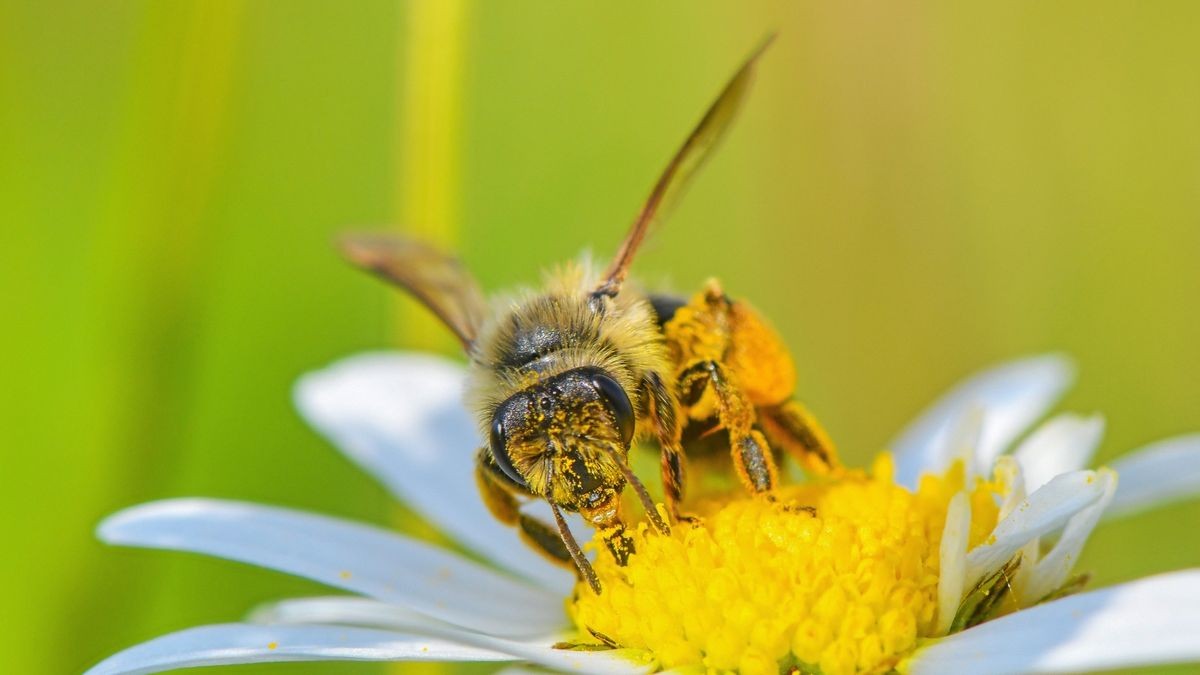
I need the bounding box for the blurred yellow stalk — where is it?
[392,3,467,673]
[394,0,468,354]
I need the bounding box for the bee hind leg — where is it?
[678,359,779,494]
[758,399,841,477]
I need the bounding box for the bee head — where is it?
[488,367,635,517]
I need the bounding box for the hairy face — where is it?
[488,367,633,513]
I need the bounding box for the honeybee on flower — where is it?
[85,33,1200,675]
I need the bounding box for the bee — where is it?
[342,37,839,593]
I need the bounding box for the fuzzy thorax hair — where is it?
[464,257,670,439]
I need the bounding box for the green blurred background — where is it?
[4,1,1199,673]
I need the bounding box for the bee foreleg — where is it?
[550,502,602,595]
[642,372,689,521]
[759,399,841,477]
[475,447,576,569]
[678,360,779,494]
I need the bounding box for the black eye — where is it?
[591,372,635,447]
[489,416,526,487]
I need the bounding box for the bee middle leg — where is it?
[641,371,691,521]
[678,360,778,494]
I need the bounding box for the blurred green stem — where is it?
[393,2,468,673]
[395,0,467,354]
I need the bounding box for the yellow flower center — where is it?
[568,455,999,675]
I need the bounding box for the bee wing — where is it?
[596,34,775,297]
[340,233,487,349]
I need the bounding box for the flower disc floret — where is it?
[570,455,998,675]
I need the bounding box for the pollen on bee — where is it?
[568,453,999,675]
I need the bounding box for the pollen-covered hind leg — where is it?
[734,429,777,492]
[475,448,574,568]
[759,399,842,477]
[678,360,779,493]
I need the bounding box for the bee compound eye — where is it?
[489,417,527,487]
[591,372,635,447]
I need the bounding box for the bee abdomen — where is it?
[648,293,687,328]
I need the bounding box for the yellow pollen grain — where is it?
[569,454,997,674]
[266,642,278,650]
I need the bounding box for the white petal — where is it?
[98,498,564,638]
[947,405,986,477]
[991,457,1042,593]
[465,632,647,674]
[295,352,575,592]
[249,596,435,630]
[253,596,649,674]
[907,569,1200,674]
[936,492,971,636]
[993,456,1026,520]
[891,354,1075,489]
[1013,413,1105,493]
[1020,468,1117,605]
[1105,434,1200,520]
[964,470,1103,590]
[85,623,515,675]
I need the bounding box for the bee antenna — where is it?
[614,460,671,535]
[550,501,601,594]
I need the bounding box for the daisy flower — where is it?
[88,353,1200,675]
